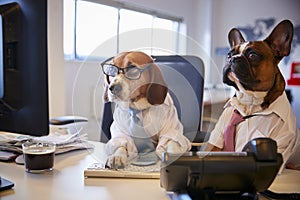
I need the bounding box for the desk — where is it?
[1,141,300,200]
[0,141,169,200]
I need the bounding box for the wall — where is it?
[48,0,66,118]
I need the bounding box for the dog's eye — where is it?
[248,52,259,60]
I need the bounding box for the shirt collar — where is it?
[265,92,290,122]
[225,92,290,122]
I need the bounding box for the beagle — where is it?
[102,51,191,169]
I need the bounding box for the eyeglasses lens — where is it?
[103,64,118,76]
[125,67,140,79]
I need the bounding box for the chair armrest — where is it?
[49,116,88,134]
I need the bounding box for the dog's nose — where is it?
[109,84,122,94]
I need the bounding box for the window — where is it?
[63,0,186,60]
[76,2,118,59]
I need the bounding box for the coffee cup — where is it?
[22,141,56,173]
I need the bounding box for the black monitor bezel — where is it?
[0,0,49,136]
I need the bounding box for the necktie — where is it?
[223,109,245,151]
[129,108,158,166]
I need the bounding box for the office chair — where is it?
[100,55,209,148]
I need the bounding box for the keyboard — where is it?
[84,162,160,179]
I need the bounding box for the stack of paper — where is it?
[0,129,94,159]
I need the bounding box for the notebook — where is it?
[84,162,160,179]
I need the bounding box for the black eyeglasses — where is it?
[100,57,152,80]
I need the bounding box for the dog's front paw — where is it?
[156,146,166,159]
[107,147,128,169]
[166,140,186,154]
[156,140,188,159]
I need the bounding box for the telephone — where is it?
[160,138,283,200]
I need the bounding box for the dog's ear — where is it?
[228,28,246,48]
[103,84,109,103]
[146,63,168,105]
[264,20,294,62]
[103,75,110,103]
[261,20,293,108]
[261,67,285,109]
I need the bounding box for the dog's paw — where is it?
[107,147,128,169]
[156,140,188,159]
[166,140,186,154]
[155,146,166,159]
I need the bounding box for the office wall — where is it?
[48,0,300,140]
[48,0,66,118]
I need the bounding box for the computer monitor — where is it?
[0,0,49,136]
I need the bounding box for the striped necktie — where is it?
[129,108,158,166]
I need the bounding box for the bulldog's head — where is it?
[102,51,168,110]
[223,20,294,109]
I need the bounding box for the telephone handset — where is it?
[242,137,278,161]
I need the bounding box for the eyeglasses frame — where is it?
[100,56,152,80]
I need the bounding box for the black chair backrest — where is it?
[100,55,205,143]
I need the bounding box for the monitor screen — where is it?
[0,0,49,136]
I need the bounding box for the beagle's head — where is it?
[102,51,168,110]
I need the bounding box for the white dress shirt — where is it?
[208,92,298,168]
[105,93,191,158]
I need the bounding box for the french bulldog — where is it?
[223,19,293,113]
[207,20,298,170]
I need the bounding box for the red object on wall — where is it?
[287,62,300,86]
